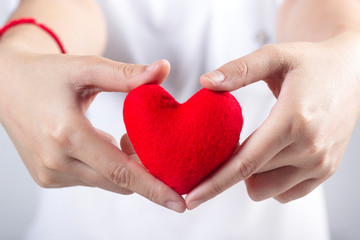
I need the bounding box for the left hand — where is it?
[185,32,360,209]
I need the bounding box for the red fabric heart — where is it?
[123,84,243,195]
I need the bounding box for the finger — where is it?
[128,153,143,166]
[120,134,143,165]
[244,166,313,201]
[256,140,328,173]
[200,44,293,91]
[95,128,119,148]
[274,178,321,203]
[35,156,132,194]
[34,165,90,188]
[255,144,305,173]
[72,56,171,92]
[71,122,186,213]
[185,107,294,210]
[120,134,136,155]
[38,151,134,194]
[255,146,296,173]
[67,158,134,195]
[33,154,92,188]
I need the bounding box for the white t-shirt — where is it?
[1,0,330,239]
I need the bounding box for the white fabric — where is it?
[1,0,329,239]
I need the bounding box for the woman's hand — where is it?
[0,43,186,213]
[185,32,360,209]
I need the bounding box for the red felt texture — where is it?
[123,84,243,195]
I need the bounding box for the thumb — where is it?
[72,56,170,92]
[200,44,291,91]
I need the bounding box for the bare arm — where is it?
[186,0,360,209]
[0,1,185,212]
[1,0,106,54]
[277,0,360,42]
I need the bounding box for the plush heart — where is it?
[123,84,243,195]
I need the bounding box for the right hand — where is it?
[0,45,186,213]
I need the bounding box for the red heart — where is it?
[123,84,243,195]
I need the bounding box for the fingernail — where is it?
[165,201,185,213]
[203,71,225,84]
[187,200,203,210]
[145,60,161,72]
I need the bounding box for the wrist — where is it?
[0,24,57,124]
[336,31,360,118]
[0,23,63,55]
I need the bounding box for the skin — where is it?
[0,0,185,213]
[184,0,360,209]
[1,0,360,213]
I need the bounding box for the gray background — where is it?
[1,120,360,240]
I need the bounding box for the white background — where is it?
[1,120,360,240]
[1,0,359,239]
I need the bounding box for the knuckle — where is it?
[262,43,292,66]
[327,163,337,178]
[305,141,323,157]
[210,181,226,195]
[316,156,337,179]
[119,63,136,80]
[275,178,320,204]
[36,170,58,188]
[275,195,291,204]
[275,187,308,204]
[46,122,79,157]
[246,187,264,202]
[86,172,134,195]
[139,179,168,203]
[143,186,157,202]
[108,164,132,189]
[300,133,326,161]
[245,178,267,202]
[226,60,249,86]
[291,111,312,133]
[152,180,170,198]
[234,158,258,181]
[41,156,62,171]
[115,63,139,91]
[286,110,313,144]
[289,111,327,159]
[248,189,265,202]
[230,60,249,77]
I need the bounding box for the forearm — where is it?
[277,0,360,42]
[0,0,106,55]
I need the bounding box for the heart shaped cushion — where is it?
[123,84,243,195]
